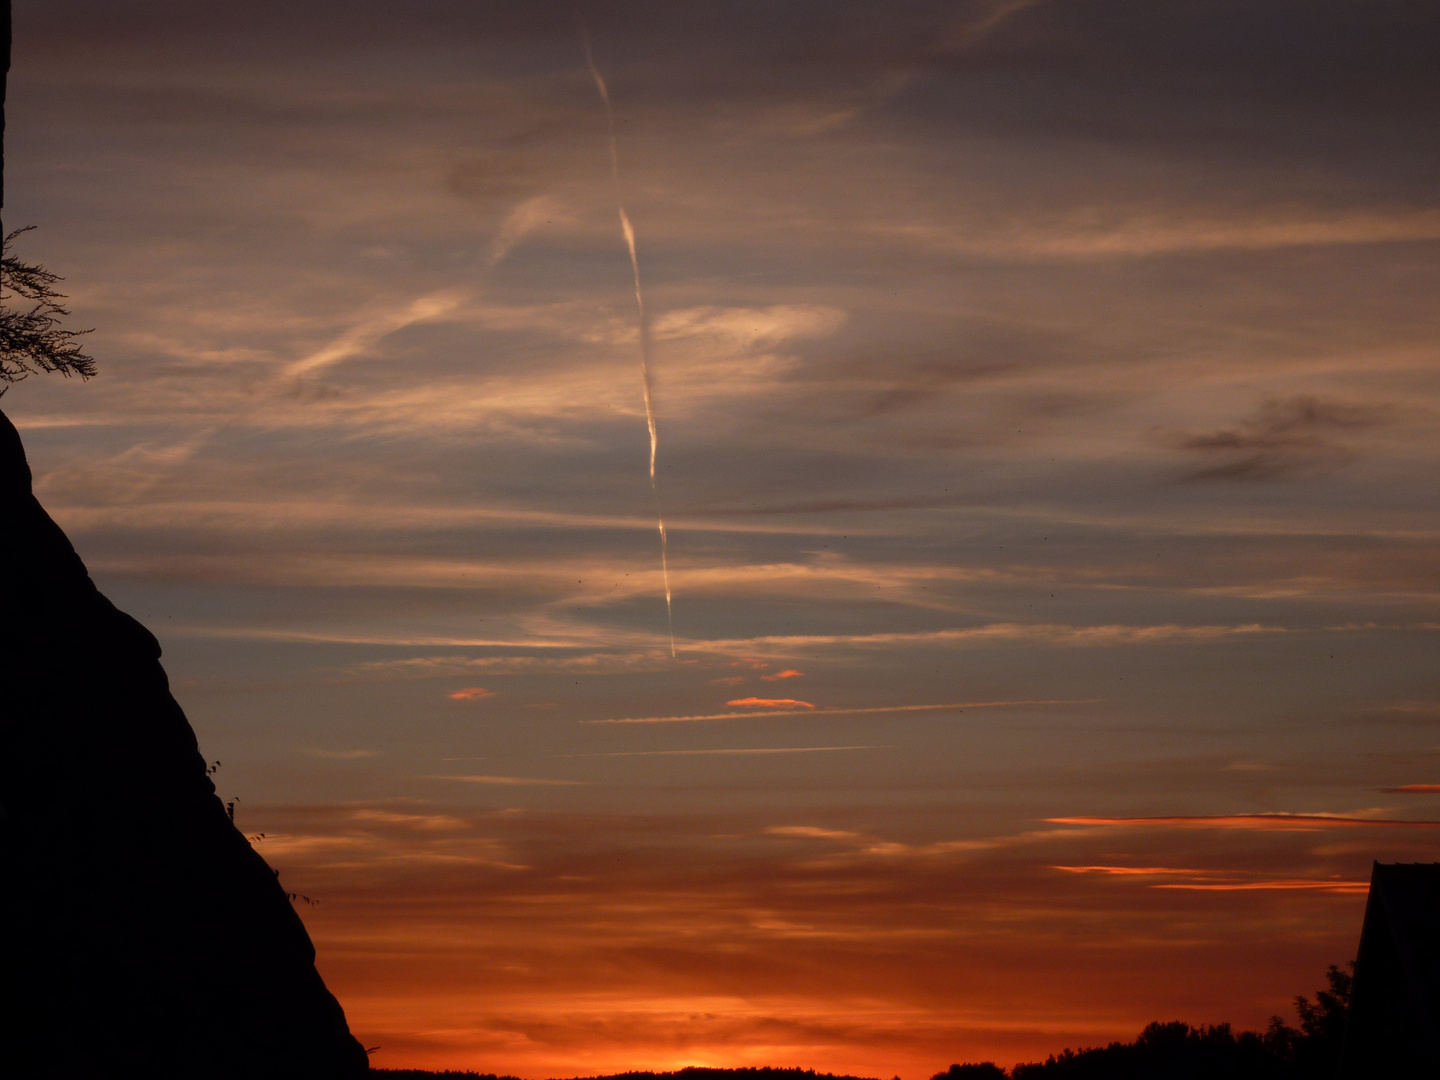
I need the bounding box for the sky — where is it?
[6,0,1440,1073]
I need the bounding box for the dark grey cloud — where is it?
[1177,395,1395,482]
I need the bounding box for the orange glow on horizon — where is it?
[250,799,1412,1077]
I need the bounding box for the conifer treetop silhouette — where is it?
[0,226,96,388]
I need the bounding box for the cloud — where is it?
[874,209,1440,262]
[1176,395,1395,482]
[692,624,1290,658]
[761,669,805,681]
[360,652,672,678]
[940,0,1044,50]
[487,194,568,267]
[1052,865,1367,893]
[1380,785,1440,794]
[726,697,815,709]
[588,699,1094,725]
[579,746,882,758]
[651,305,847,348]
[722,496,952,516]
[447,687,495,701]
[280,289,468,380]
[1049,814,1440,831]
[766,826,863,841]
[41,498,862,539]
[1052,865,1226,877]
[1352,702,1440,727]
[430,775,585,786]
[1153,880,1369,893]
[345,808,472,831]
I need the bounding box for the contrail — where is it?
[581,22,675,657]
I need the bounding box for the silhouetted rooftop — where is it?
[1341,862,1440,1075]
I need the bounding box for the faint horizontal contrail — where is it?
[582,21,674,658]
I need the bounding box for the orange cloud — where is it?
[726,697,815,709]
[1381,785,1440,793]
[1052,865,1227,877]
[1154,881,1369,893]
[589,698,1094,724]
[761,669,805,681]
[447,687,494,701]
[1053,865,1368,893]
[1049,813,1440,830]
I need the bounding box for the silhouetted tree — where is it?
[1265,963,1353,1075]
[0,227,95,388]
[935,962,1353,1079]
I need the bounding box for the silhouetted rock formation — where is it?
[1341,862,1440,1076]
[0,408,368,1077]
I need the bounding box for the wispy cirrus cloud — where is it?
[869,208,1440,262]
[690,624,1292,658]
[429,775,585,787]
[1154,880,1369,893]
[1053,865,1369,894]
[588,699,1094,725]
[280,290,469,381]
[575,746,883,758]
[487,194,570,267]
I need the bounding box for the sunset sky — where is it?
[6,0,1440,1074]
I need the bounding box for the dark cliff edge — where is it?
[0,408,368,1078]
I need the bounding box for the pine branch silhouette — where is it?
[0,226,95,388]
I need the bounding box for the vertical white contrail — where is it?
[581,22,675,657]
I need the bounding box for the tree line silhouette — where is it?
[934,963,1353,1079]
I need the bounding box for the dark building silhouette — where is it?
[1340,862,1440,1076]
[0,408,368,1077]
